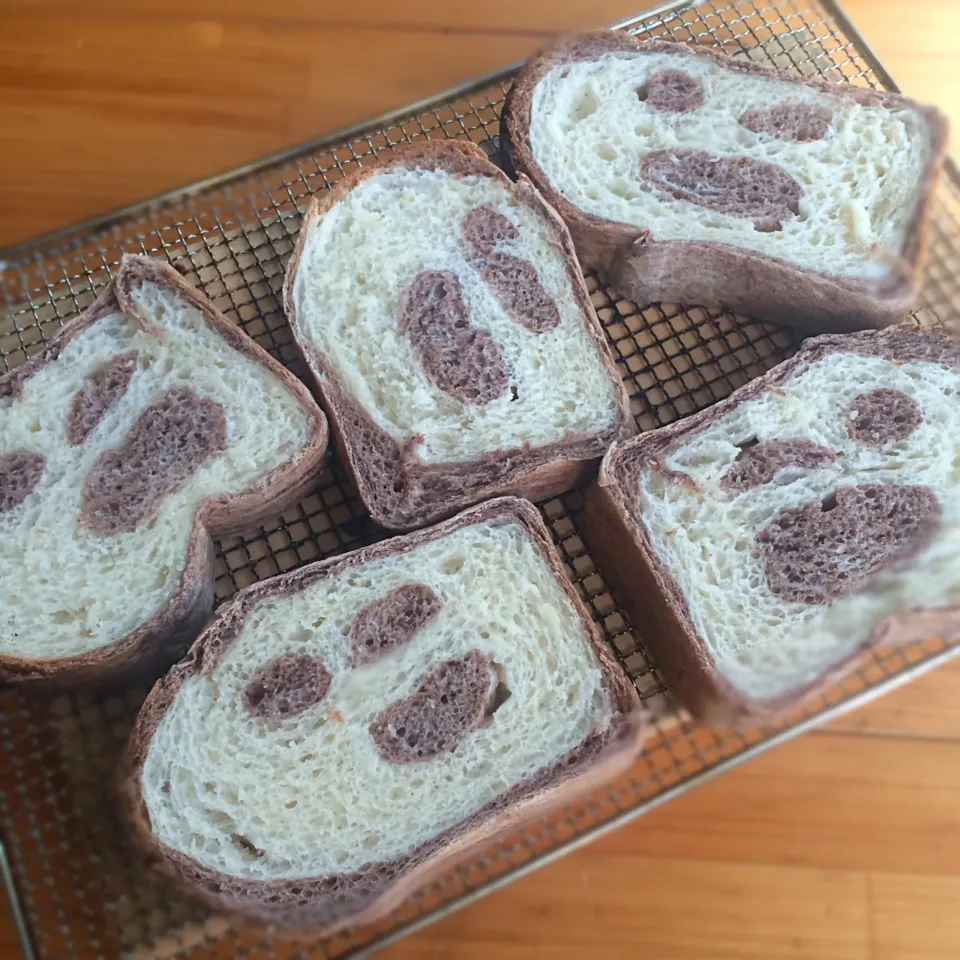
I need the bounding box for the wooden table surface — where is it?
[1,1,958,958]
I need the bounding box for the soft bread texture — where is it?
[503,33,949,331]
[582,329,960,724]
[0,255,328,685]
[120,497,645,934]
[283,140,634,530]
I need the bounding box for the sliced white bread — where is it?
[582,329,960,723]
[119,497,645,934]
[503,33,949,332]
[283,139,634,530]
[0,255,328,685]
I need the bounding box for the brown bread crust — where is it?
[0,255,329,687]
[580,328,960,725]
[502,33,949,333]
[118,497,646,935]
[282,139,635,531]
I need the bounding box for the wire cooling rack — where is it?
[2,1,959,957]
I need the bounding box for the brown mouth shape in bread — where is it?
[283,139,635,531]
[0,255,329,686]
[118,497,645,936]
[502,32,949,333]
[581,328,960,725]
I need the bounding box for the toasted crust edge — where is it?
[580,328,960,725]
[282,139,635,531]
[0,255,330,687]
[118,496,646,935]
[501,32,950,333]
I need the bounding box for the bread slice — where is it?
[502,32,949,332]
[283,140,634,530]
[119,496,645,934]
[582,328,960,724]
[0,255,328,685]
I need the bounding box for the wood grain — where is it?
[869,873,960,960]
[1,2,958,959]
[381,852,873,960]
[828,660,960,740]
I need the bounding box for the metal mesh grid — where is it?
[1,1,959,957]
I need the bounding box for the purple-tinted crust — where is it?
[581,327,960,724]
[502,32,950,332]
[118,497,646,934]
[0,289,120,405]
[66,350,139,446]
[0,450,46,513]
[282,139,635,531]
[0,255,329,687]
[349,583,442,667]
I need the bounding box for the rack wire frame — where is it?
[2,1,959,957]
